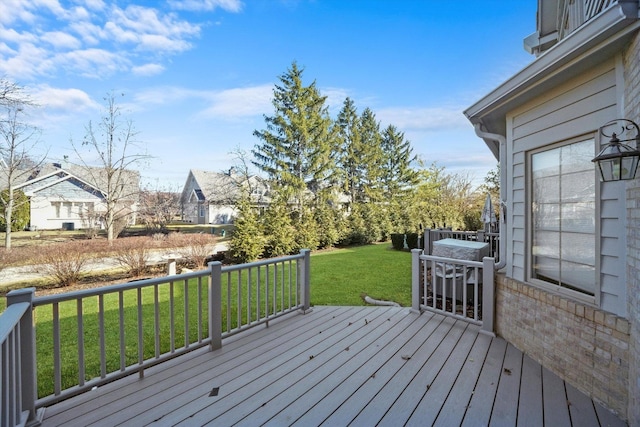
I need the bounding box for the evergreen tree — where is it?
[357,108,384,203]
[335,97,362,204]
[252,62,337,213]
[380,125,419,200]
[229,195,264,263]
[262,192,295,258]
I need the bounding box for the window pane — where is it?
[531,139,595,296]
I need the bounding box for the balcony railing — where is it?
[1,249,310,426]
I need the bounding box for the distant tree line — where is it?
[230,62,498,262]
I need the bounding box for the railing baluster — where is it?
[99,294,106,379]
[76,299,85,387]
[247,267,253,325]
[237,270,242,331]
[256,267,261,324]
[265,265,270,317]
[169,281,175,353]
[184,279,189,349]
[53,302,61,395]
[197,276,203,343]
[154,285,160,358]
[118,291,125,371]
[226,271,232,333]
[137,287,144,375]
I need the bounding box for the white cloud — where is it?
[0,1,208,80]
[132,63,165,76]
[43,31,81,49]
[200,85,273,119]
[56,48,130,78]
[32,86,100,112]
[168,0,243,12]
[377,106,471,132]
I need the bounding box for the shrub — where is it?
[176,233,217,268]
[405,233,419,249]
[34,241,92,287]
[390,233,405,251]
[112,236,153,276]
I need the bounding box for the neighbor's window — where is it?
[530,138,596,296]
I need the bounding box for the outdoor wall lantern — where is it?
[592,119,640,181]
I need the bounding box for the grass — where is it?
[2,242,412,398]
[311,243,411,306]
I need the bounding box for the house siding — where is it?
[623,29,640,427]
[506,56,627,315]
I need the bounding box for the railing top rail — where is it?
[33,269,211,306]
[0,301,30,343]
[32,251,308,307]
[220,252,306,273]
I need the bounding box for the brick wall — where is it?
[495,274,630,418]
[624,28,640,427]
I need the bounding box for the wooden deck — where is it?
[40,306,626,427]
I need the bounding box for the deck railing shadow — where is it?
[1,249,310,427]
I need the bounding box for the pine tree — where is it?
[229,195,264,263]
[262,193,295,258]
[252,62,337,213]
[358,108,384,203]
[335,97,362,205]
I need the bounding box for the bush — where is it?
[390,234,405,251]
[34,241,92,287]
[175,233,217,268]
[405,233,419,249]
[112,237,153,276]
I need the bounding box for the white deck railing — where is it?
[412,250,496,336]
[1,249,310,423]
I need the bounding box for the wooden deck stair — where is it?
[41,306,627,427]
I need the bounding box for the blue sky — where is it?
[0,0,537,190]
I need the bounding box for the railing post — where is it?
[480,257,496,337]
[411,249,422,314]
[208,261,222,350]
[7,287,43,426]
[298,249,311,313]
[424,228,432,255]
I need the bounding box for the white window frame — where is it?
[526,135,599,305]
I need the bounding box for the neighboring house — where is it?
[465,0,639,423]
[181,168,270,224]
[2,162,140,231]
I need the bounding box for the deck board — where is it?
[39,306,627,427]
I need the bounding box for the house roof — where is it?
[186,169,270,204]
[464,2,640,156]
[1,162,140,200]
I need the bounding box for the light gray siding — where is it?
[506,56,626,315]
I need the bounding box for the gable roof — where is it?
[185,168,270,204]
[1,162,140,201]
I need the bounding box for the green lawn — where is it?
[310,243,411,307]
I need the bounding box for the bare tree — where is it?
[139,182,181,232]
[71,92,149,242]
[0,78,45,250]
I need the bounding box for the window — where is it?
[529,138,596,296]
[199,204,205,217]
